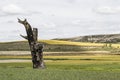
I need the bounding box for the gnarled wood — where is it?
[20,34,28,40]
[18,18,45,69]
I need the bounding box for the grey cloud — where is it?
[93,6,120,15]
[0,4,40,16]
[64,0,77,4]
[40,22,56,29]
[3,20,15,24]
[0,4,26,15]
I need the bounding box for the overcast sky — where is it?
[0,0,120,42]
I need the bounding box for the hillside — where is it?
[0,40,85,51]
[54,33,120,43]
[0,40,120,53]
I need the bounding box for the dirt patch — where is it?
[0,51,112,56]
[0,59,31,63]
[0,51,30,56]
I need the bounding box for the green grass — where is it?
[0,62,120,80]
[0,68,120,80]
[0,55,120,80]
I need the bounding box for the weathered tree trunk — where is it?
[18,19,45,69]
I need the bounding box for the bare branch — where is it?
[20,34,28,40]
[18,18,27,25]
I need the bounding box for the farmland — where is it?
[0,54,120,80]
[0,40,120,52]
[0,40,120,80]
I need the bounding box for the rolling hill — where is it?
[0,40,120,53]
[54,33,120,43]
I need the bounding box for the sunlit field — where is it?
[40,40,120,48]
[0,54,120,80]
[40,40,105,46]
[0,40,120,80]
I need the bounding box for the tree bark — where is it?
[18,19,45,69]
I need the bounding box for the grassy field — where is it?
[0,40,120,52]
[40,40,104,46]
[0,54,120,80]
[40,40,120,48]
[0,66,120,80]
[0,40,120,80]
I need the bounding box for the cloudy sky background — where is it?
[0,0,120,42]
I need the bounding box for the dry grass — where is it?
[40,40,105,47]
[40,40,120,48]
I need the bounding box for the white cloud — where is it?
[41,22,56,28]
[64,0,77,4]
[0,4,26,15]
[72,20,81,25]
[94,6,120,14]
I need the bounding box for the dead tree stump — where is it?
[18,19,45,69]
